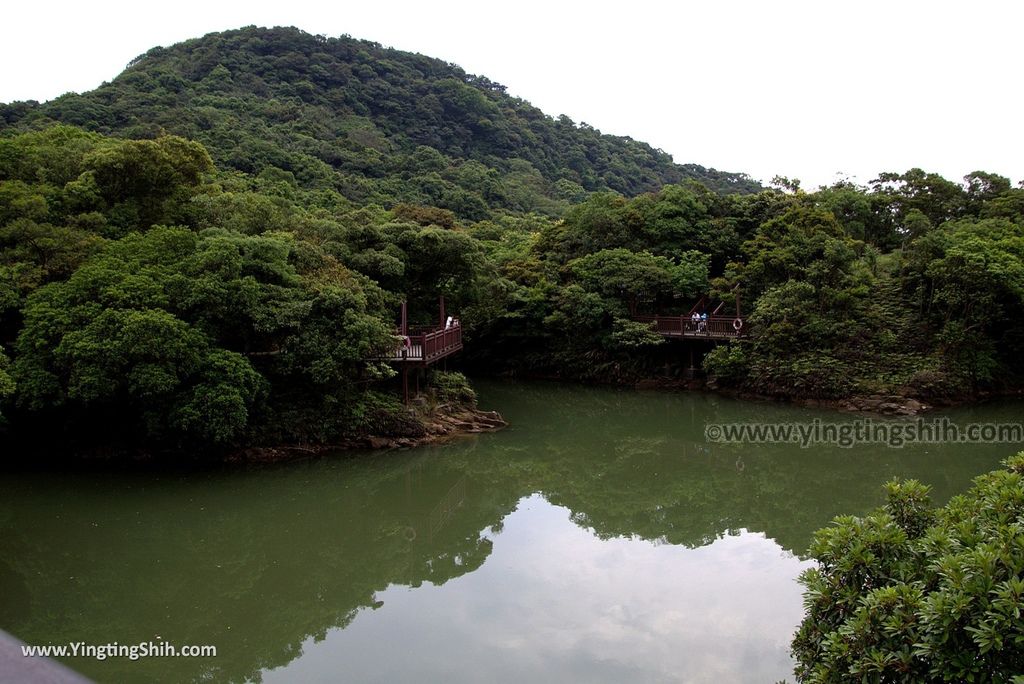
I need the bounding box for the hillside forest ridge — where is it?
[0,25,1022,455]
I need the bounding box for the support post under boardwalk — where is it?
[402,366,409,405]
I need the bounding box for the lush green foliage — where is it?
[1,26,1023,451]
[0,126,212,238]
[792,454,1024,682]
[705,177,1024,400]
[1,26,759,222]
[711,205,875,398]
[430,370,477,405]
[12,226,395,445]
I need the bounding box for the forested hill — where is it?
[0,26,760,218]
[4,25,1019,458]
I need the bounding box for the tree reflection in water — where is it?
[0,380,1016,682]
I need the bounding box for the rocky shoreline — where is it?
[229,377,1024,465]
[360,405,509,450]
[229,404,508,464]
[741,388,1024,416]
[633,376,1024,416]
[807,394,929,415]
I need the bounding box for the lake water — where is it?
[1,381,1020,683]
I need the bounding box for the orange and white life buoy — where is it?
[733,318,743,332]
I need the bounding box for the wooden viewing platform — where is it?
[388,323,463,365]
[384,297,464,404]
[634,292,746,342]
[634,314,744,341]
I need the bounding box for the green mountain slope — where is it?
[0,26,760,218]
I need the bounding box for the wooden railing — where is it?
[635,315,745,340]
[421,324,462,361]
[389,323,463,362]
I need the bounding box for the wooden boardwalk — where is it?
[387,324,463,366]
[383,297,464,404]
[634,314,744,342]
[634,292,746,342]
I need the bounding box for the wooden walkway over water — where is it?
[388,324,463,366]
[634,314,744,341]
[378,293,743,403]
[634,293,746,342]
[383,297,464,403]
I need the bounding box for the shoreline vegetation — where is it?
[1,25,1022,683]
[640,376,1024,415]
[229,394,509,464]
[229,408,508,463]
[0,26,1022,459]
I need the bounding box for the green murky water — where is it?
[1,381,1020,683]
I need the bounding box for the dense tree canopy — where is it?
[0,26,760,223]
[11,226,395,446]
[0,26,1022,452]
[704,179,1024,401]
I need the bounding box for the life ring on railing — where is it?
[403,526,417,542]
[732,318,743,332]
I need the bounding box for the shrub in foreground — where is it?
[792,453,1024,682]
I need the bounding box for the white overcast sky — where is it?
[2,0,1021,189]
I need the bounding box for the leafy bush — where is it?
[607,318,665,351]
[904,367,970,402]
[792,454,1024,682]
[703,342,750,386]
[430,371,476,406]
